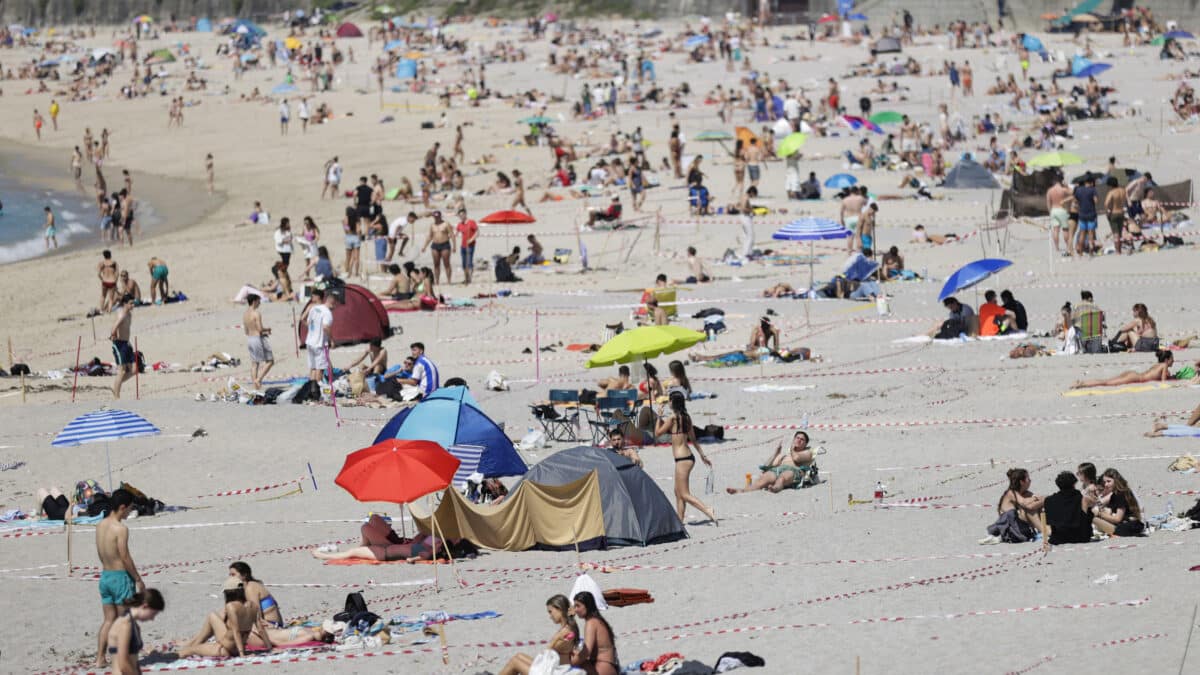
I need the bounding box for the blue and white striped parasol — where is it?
[772,217,853,241]
[52,409,160,490]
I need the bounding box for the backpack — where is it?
[332,592,369,623]
[292,379,322,404]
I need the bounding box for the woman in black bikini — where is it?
[571,591,619,675]
[655,391,717,524]
[108,588,164,674]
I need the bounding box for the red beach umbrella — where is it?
[334,439,460,504]
[480,210,537,224]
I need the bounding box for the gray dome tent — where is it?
[515,446,686,548]
[942,157,1001,189]
[871,36,902,54]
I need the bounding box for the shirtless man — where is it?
[898,115,918,165]
[597,364,635,392]
[205,153,215,194]
[1045,175,1070,255]
[727,431,820,493]
[744,138,765,188]
[243,295,274,389]
[683,246,710,283]
[1104,178,1128,254]
[858,201,878,253]
[71,145,83,185]
[117,270,141,302]
[840,186,867,252]
[119,188,135,246]
[98,249,119,312]
[347,338,388,376]
[421,211,455,285]
[43,206,58,250]
[512,168,532,216]
[83,127,94,163]
[95,489,143,667]
[453,125,465,164]
[147,256,169,304]
[110,294,136,399]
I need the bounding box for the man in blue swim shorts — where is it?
[95,489,143,668]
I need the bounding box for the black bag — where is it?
[579,389,598,405]
[292,380,322,404]
[135,351,147,374]
[10,363,30,376]
[935,318,967,340]
[1108,337,1128,353]
[375,378,406,402]
[700,424,724,440]
[332,592,369,623]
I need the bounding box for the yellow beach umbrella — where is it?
[404,50,426,59]
[1028,151,1083,168]
[284,36,302,50]
[585,326,706,368]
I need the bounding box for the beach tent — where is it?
[413,471,606,551]
[942,157,1000,189]
[229,19,266,37]
[335,22,363,38]
[1021,34,1045,53]
[145,48,176,64]
[297,284,391,347]
[195,18,212,32]
[871,36,902,54]
[395,58,417,79]
[515,446,686,547]
[373,386,527,478]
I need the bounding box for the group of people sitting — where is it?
[982,464,1145,546]
[928,290,1029,339]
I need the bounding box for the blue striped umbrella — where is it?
[52,409,160,490]
[772,219,855,311]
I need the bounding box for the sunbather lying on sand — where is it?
[689,345,814,365]
[1070,349,1173,389]
[309,514,440,563]
[761,283,795,298]
[1145,403,1200,437]
[727,432,824,493]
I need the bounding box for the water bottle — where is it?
[802,414,809,430]
[874,481,885,503]
[1167,500,1175,517]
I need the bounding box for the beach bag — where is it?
[292,380,322,404]
[9,363,30,376]
[333,592,369,623]
[419,294,439,310]
[934,318,966,340]
[700,424,724,440]
[1107,337,1128,353]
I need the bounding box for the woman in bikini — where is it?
[1113,303,1159,352]
[981,468,1044,544]
[309,514,440,563]
[498,594,579,675]
[654,392,717,524]
[107,589,164,674]
[728,431,821,493]
[571,591,619,675]
[179,578,272,658]
[1071,349,1173,389]
[228,562,282,628]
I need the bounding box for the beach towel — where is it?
[1063,382,1172,397]
[1161,427,1200,439]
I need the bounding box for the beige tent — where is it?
[412,471,606,551]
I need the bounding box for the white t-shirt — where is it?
[388,217,408,239]
[279,101,290,119]
[298,101,309,119]
[783,97,801,121]
[305,304,333,349]
[274,228,293,253]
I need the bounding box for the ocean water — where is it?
[0,173,97,264]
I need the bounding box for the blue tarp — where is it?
[195,18,212,32]
[373,386,527,478]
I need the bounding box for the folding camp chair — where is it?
[529,389,580,442]
[590,397,633,445]
[1074,308,1106,354]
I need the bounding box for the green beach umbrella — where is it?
[775,132,808,158]
[585,326,706,368]
[869,111,904,125]
[518,115,553,125]
[1029,151,1084,168]
[694,130,734,141]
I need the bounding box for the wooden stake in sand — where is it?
[72,336,82,403]
[91,315,97,343]
[134,337,140,400]
[6,336,12,369]
[535,309,541,383]
[21,372,26,404]
[291,306,299,358]
[66,516,72,577]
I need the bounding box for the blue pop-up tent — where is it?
[195,17,212,32]
[395,58,417,79]
[373,386,527,478]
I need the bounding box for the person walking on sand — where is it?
[205,153,214,194]
[841,187,866,252]
[654,391,717,525]
[1104,177,1128,255]
[456,207,478,285]
[322,157,341,200]
[298,96,310,134]
[422,210,455,285]
[300,287,334,383]
[98,249,119,312]
[512,169,532,216]
[72,146,83,185]
[1046,175,1070,256]
[110,295,136,399]
[43,206,58,250]
[279,98,290,135]
[33,108,44,140]
[243,295,274,390]
[94,489,144,668]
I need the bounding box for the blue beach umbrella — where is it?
[52,409,161,490]
[938,258,1013,302]
[395,58,417,79]
[1166,30,1195,40]
[271,82,298,95]
[684,34,710,48]
[1074,63,1111,78]
[1021,34,1044,53]
[384,39,405,51]
[824,173,858,189]
[373,386,526,478]
[195,17,212,32]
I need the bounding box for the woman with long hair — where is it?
[571,591,619,675]
[1114,303,1159,352]
[498,594,579,675]
[301,216,320,280]
[228,562,282,628]
[731,138,746,198]
[981,468,1043,544]
[655,392,717,524]
[108,589,165,674]
[342,206,361,278]
[665,360,691,396]
[1092,468,1144,536]
[179,578,271,658]
[1071,349,1173,389]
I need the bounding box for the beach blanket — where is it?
[894,332,1029,345]
[1063,382,1173,397]
[742,384,816,393]
[1160,426,1200,438]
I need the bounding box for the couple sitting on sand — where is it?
[726,431,825,493]
[981,464,1144,547]
[178,562,330,658]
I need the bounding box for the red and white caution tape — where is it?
[194,476,306,499]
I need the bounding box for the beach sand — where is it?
[1,18,1198,674]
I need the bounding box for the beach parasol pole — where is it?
[535,309,541,383]
[324,345,340,426]
[134,337,140,400]
[71,337,82,402]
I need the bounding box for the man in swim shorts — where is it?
[44,205,58,250]
[300,288,335,382]
[244,294,274,389]
[1045,175,1070,255]
[110,294,136,399]
[95,489,142,667]
[421,210,455,285]
[1073,175,1099,256]
[727,431,821,494]
[147,256,169,304]
[840,186,866,252]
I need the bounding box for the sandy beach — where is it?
[1,11,1199,674]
